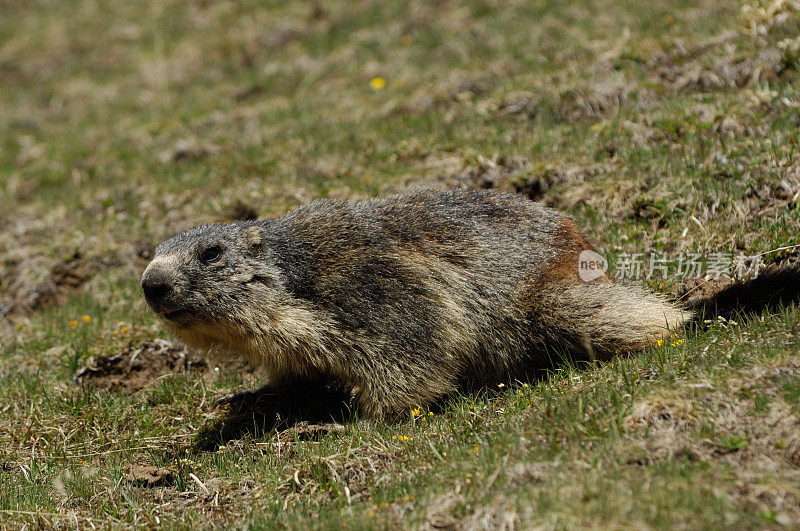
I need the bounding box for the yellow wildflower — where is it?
[69,320,78,328]
[369,77,386,90]
[81,315,91,323]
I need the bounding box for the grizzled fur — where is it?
[142,189,691,419]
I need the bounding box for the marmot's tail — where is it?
[537,265,800,360]
[689,265,800,321]
[536,282,690,360]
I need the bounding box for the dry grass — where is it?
[2,0,800,527]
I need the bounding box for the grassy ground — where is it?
[2,0,800,527]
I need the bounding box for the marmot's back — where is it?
[267,189,575,344]
[275,189,563,277]
[141,189,688,419]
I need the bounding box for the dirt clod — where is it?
[27,253,97,311]
[74,338,208,392]
[123,464,175,487]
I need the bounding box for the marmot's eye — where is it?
[199,246,223,264]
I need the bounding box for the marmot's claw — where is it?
[212,394,236,409]
[212,389,264,410]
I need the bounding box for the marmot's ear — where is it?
[245,226,263,249]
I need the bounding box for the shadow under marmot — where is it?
[192,380,353,452]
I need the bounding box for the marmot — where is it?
[141,189,800,419]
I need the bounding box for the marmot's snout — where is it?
[141,257,188,322]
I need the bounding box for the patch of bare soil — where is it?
[30,252,98,309]
[74,338,209,392]
[1,252,98,323]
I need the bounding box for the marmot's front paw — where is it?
[211,393,239,409]
[212,386,276,411]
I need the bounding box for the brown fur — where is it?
[142,189,695,419]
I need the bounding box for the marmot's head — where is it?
[141,222,285,349]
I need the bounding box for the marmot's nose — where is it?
[141,265,173,303]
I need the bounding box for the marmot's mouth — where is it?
[160,308,191,323]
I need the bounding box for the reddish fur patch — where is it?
[545,217,609,284]
[518,217,609,312]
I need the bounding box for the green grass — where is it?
[2,0,800,527]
